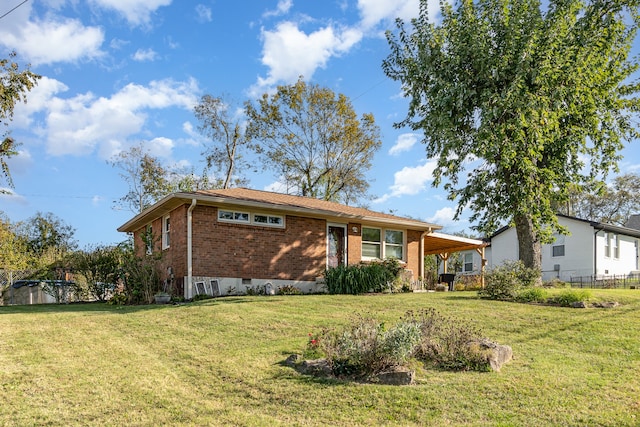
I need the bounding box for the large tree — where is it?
[18,212,77,261]
[384,0,640,272]
[193,94,252,189]
[1,52,40,190]
[245,77,382,204]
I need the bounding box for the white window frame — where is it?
[463,253,474,272]
[361,227,405,261]
[252,212,285,228]
[612,234,619,259]
[552,234,565,258]
[218,209,250,224]
[218,209,285,228]
[362,227,382,260]
[162,215,170,250]
[604,232,611,258]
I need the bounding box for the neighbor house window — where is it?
[361,227,404,260]
[552,234,565,257]
[162,215,170,249]
[604,232,611,258]
[612,234,619,259]
[463,253,473,272]
[218,210,250,223]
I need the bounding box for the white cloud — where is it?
[426,206,457,227]
[0,18,104,65]
[195,4,212,22]
[182,121,198,138]
[145,136,174,159]
[36,78,199,158]
[251,21,363,95]
[373,160,436,202]
[0,190,28,205]
[389,133,418,155]
[132,48,159,61]
[263,0,293,18]
[357,0,420,30]
[4,150,34,179]
[90,0,172,26]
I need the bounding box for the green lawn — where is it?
[1,291,639,426]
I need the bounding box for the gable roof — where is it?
[118,187,443,233]
[488,214,640,241]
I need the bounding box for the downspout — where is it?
[187,198,197,299]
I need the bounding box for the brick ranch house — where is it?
[117,188,485,298]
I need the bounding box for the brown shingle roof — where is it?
[118,187,441,232]
[196,187,415,223]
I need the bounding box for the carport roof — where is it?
[423,232,487,255]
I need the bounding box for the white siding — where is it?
[596,232,639,277]
[487,227,519,267]
[541,218,594,281]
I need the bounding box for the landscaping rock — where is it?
[297,358,332,377]
[593,301,619,309]
[376,368,415,386]
[475,339,513,372]
[283,354,300,367]
[571,301,587,308]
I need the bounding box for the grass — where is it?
[0,291,639,426]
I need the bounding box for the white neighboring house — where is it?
[458,215,640,282]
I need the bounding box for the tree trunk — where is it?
[514,214,542,283]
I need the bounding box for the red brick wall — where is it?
[405,229,422,280]
[190,206,327,281]
[347,222,362,265]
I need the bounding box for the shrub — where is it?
[455,274,483,291]
[515,287,548,303]
[550,289,592,307]
[478,260,541,301]
[278,285,302,295]
[403,309,491,372]
[313,309,493,378]
[324,260,402,294]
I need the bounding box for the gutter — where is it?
[187,198,197,299]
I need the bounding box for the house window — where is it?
[218,210,250,223]
[612,234,619,259]
[361,227,404,260]
[362,227,381,259]
[552,234,565,257]
[253,213,284,227]
[162,215,170,249]
[604,232,611,258]
[463,253,473,272]
[144,224,153,255]
[385,230,404,260]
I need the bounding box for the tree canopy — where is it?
[384,0,640,271]
[245,77,382,204]
[193,94,252,189]
[559,173,640,226]
[0,52,40,190]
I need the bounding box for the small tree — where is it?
[193,94,252,189]
[245,77,382,204]
[70,245,123,301]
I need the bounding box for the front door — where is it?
[328,225,346,268]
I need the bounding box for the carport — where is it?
[421,232,488,287]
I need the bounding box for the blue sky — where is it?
[1,0,638,248]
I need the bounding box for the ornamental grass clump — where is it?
[550,289,592,307]
[324,259,403,294]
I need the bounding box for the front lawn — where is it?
[0,291,638,426]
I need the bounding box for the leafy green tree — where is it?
[194,94,252,189]
[384,0,640,272]
[1,52,40,190]
[0,212,30,271]
[18,212,77,261]
[559,173,640,226]
[109,143,173,213]
[245,77,382,204]
[70,244,124,301]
